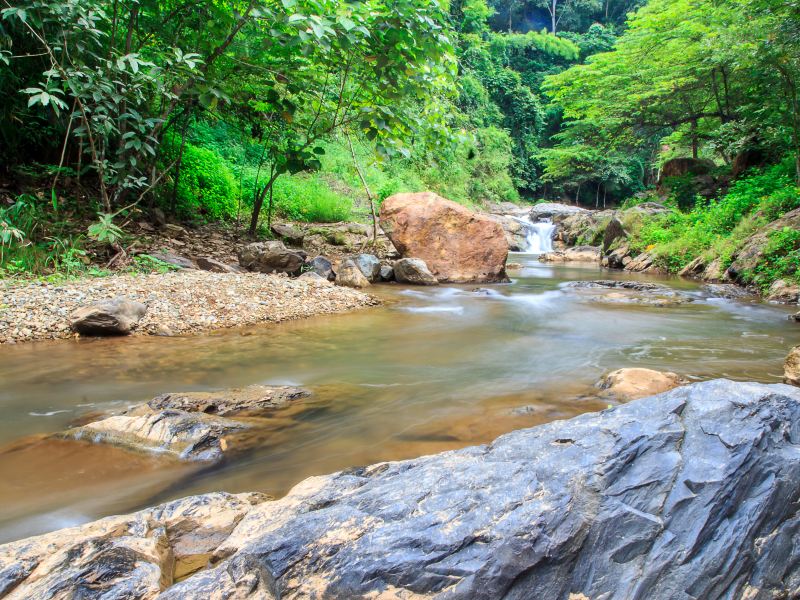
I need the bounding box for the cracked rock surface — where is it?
[3,379,800,599]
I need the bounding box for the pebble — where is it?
[1,271,378,344]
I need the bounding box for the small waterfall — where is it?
[511,217,555,253]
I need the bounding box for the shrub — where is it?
[160,136,239,221]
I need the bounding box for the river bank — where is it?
[0,270,377,344]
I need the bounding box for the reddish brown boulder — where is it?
[379,192,508,283]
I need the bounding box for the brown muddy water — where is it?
[1,254,798,543]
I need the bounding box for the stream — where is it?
[1,253,798,543]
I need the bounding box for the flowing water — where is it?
[1,255,798,542]
[511,216,556,253]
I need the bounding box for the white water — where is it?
[512,217,556,253]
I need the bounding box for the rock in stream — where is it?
[4,379,800,599]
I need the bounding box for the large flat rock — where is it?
[4,380,800,599]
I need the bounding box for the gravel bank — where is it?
[0,271,377,344]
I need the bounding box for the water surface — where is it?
[1,254,798,542]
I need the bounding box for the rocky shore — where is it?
[0,270,377,344]
[2,379,800,599]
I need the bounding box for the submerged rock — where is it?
[563,280,693,307]
[62,410,251,462]
[393,258,438,285]
[380,192,508,283]
[68,297,147,336]
[598,367,685,401]
[6,380,800,599]
[144,385,310,417]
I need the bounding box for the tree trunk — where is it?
[691,119,698,159]
[595,182,600,208]
[551,0,557,34]
[576,182,581,205]
[248,169,280,236]
[346,133,378,243]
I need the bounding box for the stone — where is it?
[144,385,310,417]
[353,253,381,282]
[148,250,197,270]
[486,214,528,251]
[270,222,305,246]
[786,346,800,386]
[539,246,600,263]
[380,192,508,283]
[393,258,439,285]
[9,380,800,599]
[767,279,800,304]
[194,256,240,273]
[379,263,394,281]
[727,208,800,282]
[679,256,705,277]
[791,311,800,323]
[602,217,628,252]
[298,271,326,282]
[62,409,251,462]
[0,492,268,598]
[555,212,602,246]
[305,256,334,281]
[152,207,167,227]
[625,251,655,272]
[606,244,631,269]
[598,367,685,401]
[335,259,371,289]
[161,223,187,239]
[702,283,756,300]
[237,241,305,276]
[529,202,587,221]
[563,280,693,307]
[68,297,147,336]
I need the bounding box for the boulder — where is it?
[144,385,310,417]
[9,380,800,599]
[353,253,381,282]
[0,492,268,597]
[148,250,197,269]
[529,202,587,221]
[380,192,508,283]
[237,241,305,276]
[625,251,655,273]
[658,157,715,180]
[791,311,800,323]
[606,244,631,269]
[786,346,800,386]
[767,279,800,304]
[554,211,603,246]
[626,201,670,216]
[68,297,147,336]
[598,367,685,401]
[486,214,528,251]
[726,208,800,282]
[539,246,600,263]
[194,256,240,273]
[379,263,395,282]
[702,283,756,300]
[270,222,305,246]
[62,409,251,462]
[335,259,371,289]
[602,217,628,252]
[393,258,438,286]
[305,256,335,281]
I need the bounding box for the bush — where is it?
[748,227,800,291]
[160,136,239,221]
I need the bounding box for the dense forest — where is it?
[0,0,798,286]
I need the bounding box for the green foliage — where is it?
[625,159,800,280]
[128,254,180,274]
[87,214,125,245]
[270,175,353,223]
[160,136,239,221]
[749,228,800,291]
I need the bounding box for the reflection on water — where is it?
[0,255,798,542]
